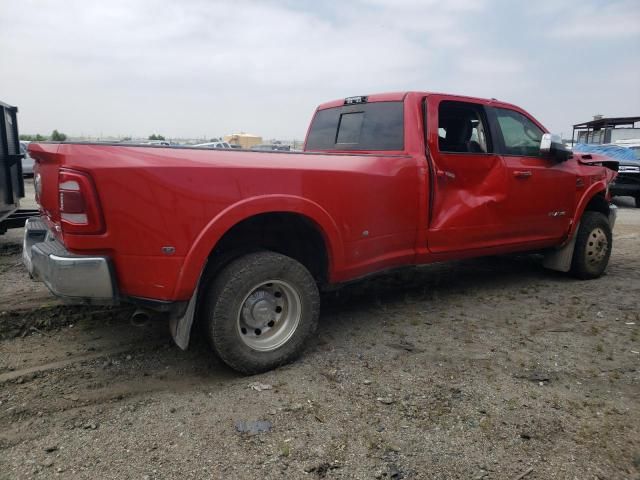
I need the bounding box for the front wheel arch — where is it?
[583,192,610,217]
[570,187,610,238]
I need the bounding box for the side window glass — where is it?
[494,108,543,156]
[438,101,490,154]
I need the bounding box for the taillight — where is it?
[58,169,104,234]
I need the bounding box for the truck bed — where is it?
[29,142,422,301]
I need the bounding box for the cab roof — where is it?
[316,91,522,111]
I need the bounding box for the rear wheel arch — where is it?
[203,211,332,287]
[173,196,344,300]
[188,213,329,355]
[170,206,339,350]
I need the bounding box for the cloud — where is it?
[1,0,439,137]
[536,0,640,39]
[457,56,524,75]
[0,0,638,139]
[362,0,485,12]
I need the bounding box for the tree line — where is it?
[20,130,67,141]
[20,132,168,142]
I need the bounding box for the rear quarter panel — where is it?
[52,145,422,300]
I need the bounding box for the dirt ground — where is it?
[1,185,639,480]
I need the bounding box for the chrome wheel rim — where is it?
[236,280,301,351]
[586,227,608,266]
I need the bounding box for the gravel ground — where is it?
[1,189,639,480]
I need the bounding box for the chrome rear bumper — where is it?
[23,217,117,304]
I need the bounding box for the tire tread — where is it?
[570,211,612,280]
[203,251,319,374]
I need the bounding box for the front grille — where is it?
[614,173,640,185]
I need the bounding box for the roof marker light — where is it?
[344,96,368,105]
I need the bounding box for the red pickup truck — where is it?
[24,92,618,373]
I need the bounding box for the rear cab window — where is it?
[305,100,404,151]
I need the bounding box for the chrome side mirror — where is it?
[540,133,572,162]
[540,133,561,153]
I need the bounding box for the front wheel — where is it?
[634,195,640,208]
[203,251,320,374]
[570,211,612,279]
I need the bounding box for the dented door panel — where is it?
[428,152,512,252]
[425,96,517,253]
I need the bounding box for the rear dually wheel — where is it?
[203,251,319,374]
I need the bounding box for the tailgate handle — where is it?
[513,170,532,178]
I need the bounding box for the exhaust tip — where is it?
[130,309,151,327]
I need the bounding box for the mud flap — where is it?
[543,222,579,273]
[608,204,617,230]
[169,288,198,350]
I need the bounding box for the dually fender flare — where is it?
[543,181,610,273]
[568,181,610,239]
[170,195,344,349]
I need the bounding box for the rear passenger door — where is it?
[489,107,574,241]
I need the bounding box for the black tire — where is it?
[634,195,640,208]
[570,211,612,279]
[203,251,319,374]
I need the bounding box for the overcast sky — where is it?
[1,0,639,140]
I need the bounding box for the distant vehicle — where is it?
[145,140,171,146]
[20,141,34,176]
[249,144,273,151]
[574,141,640,207]
[613,139,640,152]
[610,141,640,207]
[250,144,291,152]
[194,141,232,149]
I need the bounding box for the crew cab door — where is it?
[426,98,513,253]
[488,107,574,241]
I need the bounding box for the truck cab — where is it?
[305,92,614,256]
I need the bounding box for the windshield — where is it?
[630,146,640,160]
[306,101,404,151]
